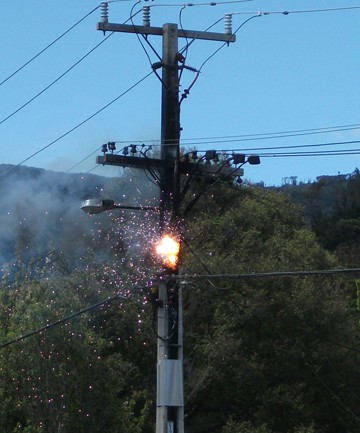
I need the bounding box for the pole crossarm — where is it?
[97,22,236,43]
[97,154,244,177]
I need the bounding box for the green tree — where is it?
[181,185,360,433]
[0,251,156,433]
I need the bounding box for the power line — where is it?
[148,0,254,7]
[0,293,129,350]
[0,7,146,126]
[231,5,360,16]
[72,123,360,147]
[64,135,360,174]
[258,149,360,158]
[171,268,360,283]
[66,147,102,173]
[68,123,360,148]
[199,14,260,71]
[179,124,360,145]
[0,32,115,126]
[0,71,153,177]
[223,139,360,153]
[0,5,101,88]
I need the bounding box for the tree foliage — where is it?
[0,176,359,433]
[281,169,360,266]
[182,185,360,433]
[0,208,157,433]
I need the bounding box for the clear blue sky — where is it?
[1,0,360,186]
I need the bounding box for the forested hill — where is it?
[0,164,359,433]
[276,168,360,265]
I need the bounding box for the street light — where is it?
[81,198,160,215]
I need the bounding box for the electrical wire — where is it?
[0,6,145,127]
[179,154,207,202]
[64,123,360,163]
[199,14,260,72]
[0,5,101,88]
[257,149,360,158]
[182,238,213,274]
[305,361,360,426]
[178,6,190,86]
[66,147,102,173]
[183,162,241,215]
[68,122,360,148]
[231,5,360,16]
[177,13,260,103]
[0,32,115,126]
[27,0,360,176]
[220,139,360,153]
[176,4,360,101]
[0,293,129,350]
[66,135,360,176]
[178,124,360,145]
[0,71,153,177]
[130,2,165,86]
[326,358,360,405]
[149,0,254,7]
[178,16,225,55]
[169,268,360,283]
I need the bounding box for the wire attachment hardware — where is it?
[100,2,109,24]
[143,6,151,27]
[224,13,232,35]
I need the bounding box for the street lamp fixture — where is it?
[81,198,160,215]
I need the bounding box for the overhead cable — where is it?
[170,268,360,282]
[0,71,153,177]
[231,5,360,16]
[0,293,129,350]
[0,7,145,126]
[0,32,115,126]
[179,124,360,145]
[0,5,100,88]
[148,0,254,7]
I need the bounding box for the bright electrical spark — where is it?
[155,235,180,270]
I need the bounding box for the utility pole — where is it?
[160,23,180,221]
[157,23,183,433]
[95,4,236,433]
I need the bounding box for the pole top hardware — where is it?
[96,22,236,43]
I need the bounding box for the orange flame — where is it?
[155,235,180,270]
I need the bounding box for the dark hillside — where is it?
[277,169,360,265]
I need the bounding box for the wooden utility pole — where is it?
[160,23,181,221]
[96,5,236,433]
[157,23,183,433]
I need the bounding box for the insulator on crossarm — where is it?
[100,2,109,23]
[143,6,150,27]
[224,14,232,35]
